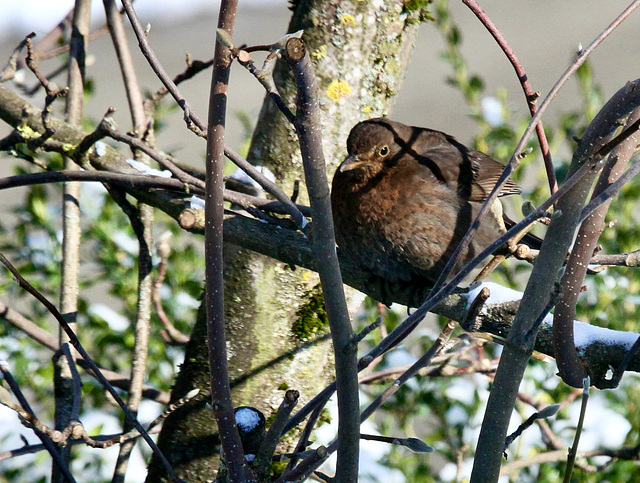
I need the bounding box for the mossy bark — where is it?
[147,1,430,481]
[250,0,427,187]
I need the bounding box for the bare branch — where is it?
[472,0,640,472]
[284,37,360,482]
[0,363,76,482]
[0,254,181,482]
[204,1,255,481]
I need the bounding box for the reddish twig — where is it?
[432,0,640,295]
[153,232,190,344]
[472,3,640,478]
[463,0,556,194]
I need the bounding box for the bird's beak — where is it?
[339,155,367,172]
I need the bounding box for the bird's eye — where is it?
[378,146,389,157]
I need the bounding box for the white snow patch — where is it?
[229,165,276,189]
[126,158,172,178]
[573,320,640,351]
[94,141,107,156]
[465,282,522,309]
[560,392,631,450]
[539,313,639,353]
[315,397,406,482]
[89,304,129,331]
[189,195,205,210]
[112,230,139,254]
[481,96,504,126]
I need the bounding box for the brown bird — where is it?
[331,117,532,284]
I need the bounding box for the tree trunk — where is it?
[146,1,429,481]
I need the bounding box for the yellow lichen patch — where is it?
[312,44,327,60]
[16,124,38,139]
[363,106,371,113]
[326,79,351,103]
[341,14,357,27]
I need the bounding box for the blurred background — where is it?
[2,0,640,166]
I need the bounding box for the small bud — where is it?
[216,29,235,49]
[536,404,560,419]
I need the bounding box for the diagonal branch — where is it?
[463,0,556,194]
[471,2,640,476]
[554,87,640,388]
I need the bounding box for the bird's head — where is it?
[338,118,402,178]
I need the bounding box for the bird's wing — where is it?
[467,150,521,201]
[409,129,521,202]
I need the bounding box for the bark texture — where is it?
[148,1,428,480]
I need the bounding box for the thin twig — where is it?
[217,29,297,124]
[463,0,556,194]
[150,54,214,104]
[0,298,169,401]
[0,33,36,82]
[0,389,202,461]
[274,446,327,483]
[153,232,190,344]
[431,0,640,295]
[107,125,204,189]
[288,318,458,479]
[0,364,76,483]
[0,170,203,194]
[254,389,299,477]
[103,0,155,477]
[472,3,640,477]
[24,37,68,134]
[107,184,154,483]
[119,0,300,223]
[285,403,325,474]
[120,0,206,136]
[54,2,91,479]
[0,167,312,224]
[563,377,590,482]
[224,146,308,233]
[283,122,619,443]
